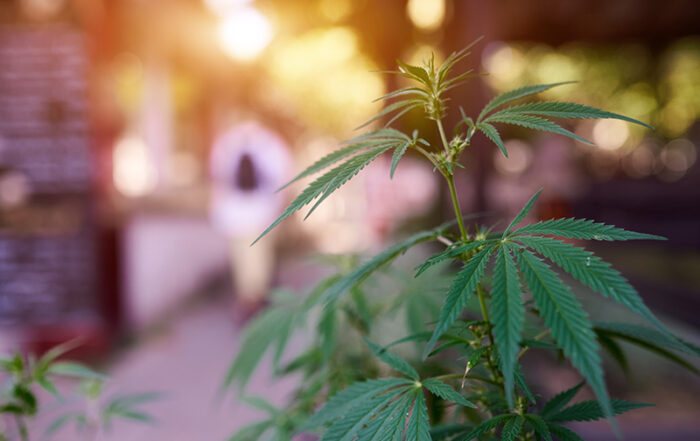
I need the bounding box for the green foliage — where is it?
[320,228,443,306]
[541,382,584,418]
[422,379,476,408]
[514,218,666,241]
[490,244,525,407]
[512,235,668,335]
[516,249,608,418]
[227,42,698,441]
[424,244,496,357]
[0,345,154,441]
[223,291,301,391]
[594,322,700,373]
[501,415,524,441]
[547,399,652,423]
[281,128,411,189]
[365,338,420,380]
[474,82,652,156]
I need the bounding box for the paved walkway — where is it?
[40,295,300,441]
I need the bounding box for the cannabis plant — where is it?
[226,43,699,441]
[0,342,155,441]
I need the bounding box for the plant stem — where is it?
[518,329,551,360]
[477,283,505,393]
[414,145,439,169]
[446,174,467,240]
[435,115,507,402]
[436,235,454,247]
[436,119,450,155]
[432,373,499,386]
[436,118,468,240]
[476,283,491,336]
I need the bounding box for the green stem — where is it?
[432,373,499,386]
[436,119,451,155]
[477,283,505,393]
[446,174,467,240]
[517,329,551,360]
[476,283,491,333]
[436,118,467,240]
[413,145,440,170]
[434,115,507,403]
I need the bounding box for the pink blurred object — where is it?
[209,121,292,237]
[364,156,438,243]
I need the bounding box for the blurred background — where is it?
[0,0,699,439]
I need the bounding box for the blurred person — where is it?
[209,121,291,320]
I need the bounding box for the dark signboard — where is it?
[0,24,99,326]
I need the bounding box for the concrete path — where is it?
[38,295,300,441]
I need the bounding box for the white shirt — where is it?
[209,122,292,236]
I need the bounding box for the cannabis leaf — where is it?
[423,244,497,358]
[512,235,667,335]
[405,389,431,441]
[369,41,481,126]
[475,121,507,156]
[319,228,444,306]
[593,322,700,357]
[547,423,586,441]
[477,82,576,122]
[524,414,552,441]
[475,83,653,157]
[226,421,272,441]
[281,128,411,190]
[304,378,433,441]
[489,244,525,407]
[254,145,393,244]
[541,382,585,418]
[365,338,419,381]
[546,399,651,423]
[514,218,665,241]
[594,322,699,373]
[357,98,425,129]
[484,113,592,145]
[416,240,492,277]
[458,414,513,440]
[422,379,476,408]
[304,378,412,430]
[489,101,653,129]
[503,189,542,236]
[223,292,300,391]
[516,249,609,420]
[501,415,524,441]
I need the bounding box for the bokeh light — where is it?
[218,6,273,62]
[659,138,697,181]
[494,140,532,177]
[406,0,446,32]
[0,171,31,208]
[19,0,65,20]
[622,144,656,179]
[203,0,252,16]
[592,119,630,150]
[113,135,157,197]
[267,27,384,133]
[482,42,526,88]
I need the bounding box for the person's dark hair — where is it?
[235,153,258,191]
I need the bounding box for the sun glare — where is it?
[406,0,446,32]
[218,6,273,62]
